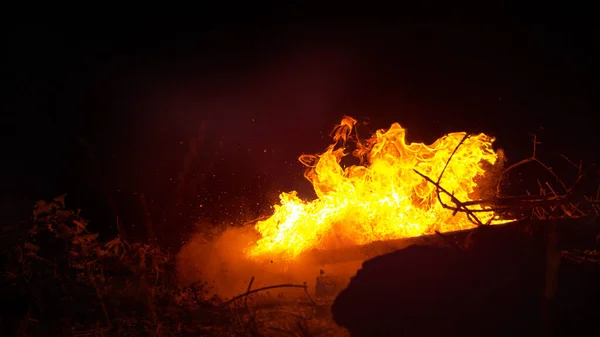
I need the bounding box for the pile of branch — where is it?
[414,134,600,226]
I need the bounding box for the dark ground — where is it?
[4,6,599,250]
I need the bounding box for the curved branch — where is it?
[224,283,310,306]
[413,169,485,226]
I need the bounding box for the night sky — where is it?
[4,8,598,249]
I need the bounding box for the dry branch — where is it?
[224,283,313,306]
[413,169,486,226]
[414,130,599,225]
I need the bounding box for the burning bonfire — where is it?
[247,116,508,261]
[172,115,597,336]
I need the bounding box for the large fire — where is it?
[247,116,504,261]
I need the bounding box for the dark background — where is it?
[4,7,598,250]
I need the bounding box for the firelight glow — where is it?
[247,116,504,260]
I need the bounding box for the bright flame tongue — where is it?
[248,116,500,260]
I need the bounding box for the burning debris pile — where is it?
[175,115,599,336]
[242,116,598,266]
[178,116,515,301]
[247,116,508,262]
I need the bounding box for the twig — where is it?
[435,134,484,225]
[566,165,598,195]
[544,182,558,197]
[244,276,255,309]
[560,154,579,169]
[242,276,258,336]
[415,132,489,226]
[414,129,600,224]
[538,180,547,196]
[437,133,470,187]
[496,134,567,195]
[413,169,484,226]
[224,283,310,306]
[535,158,567,192]
[302,282,317,306]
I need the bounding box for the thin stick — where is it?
[436,133,486,225]
[544,182,558,197]
[224,284,309,306]
[242,276,257,336]
[434,134,483,224]
[437,133,470,187]
[534,158,567,192]
[302,282,317,306]
[560,154,579,168]
[244,276,255,309]
[413,169,484,226]
[496,134,568,195]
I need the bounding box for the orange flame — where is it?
[248,116,503,260]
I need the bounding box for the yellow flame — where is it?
[248,116,503,260]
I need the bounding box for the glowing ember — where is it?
[248,116,504,260]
